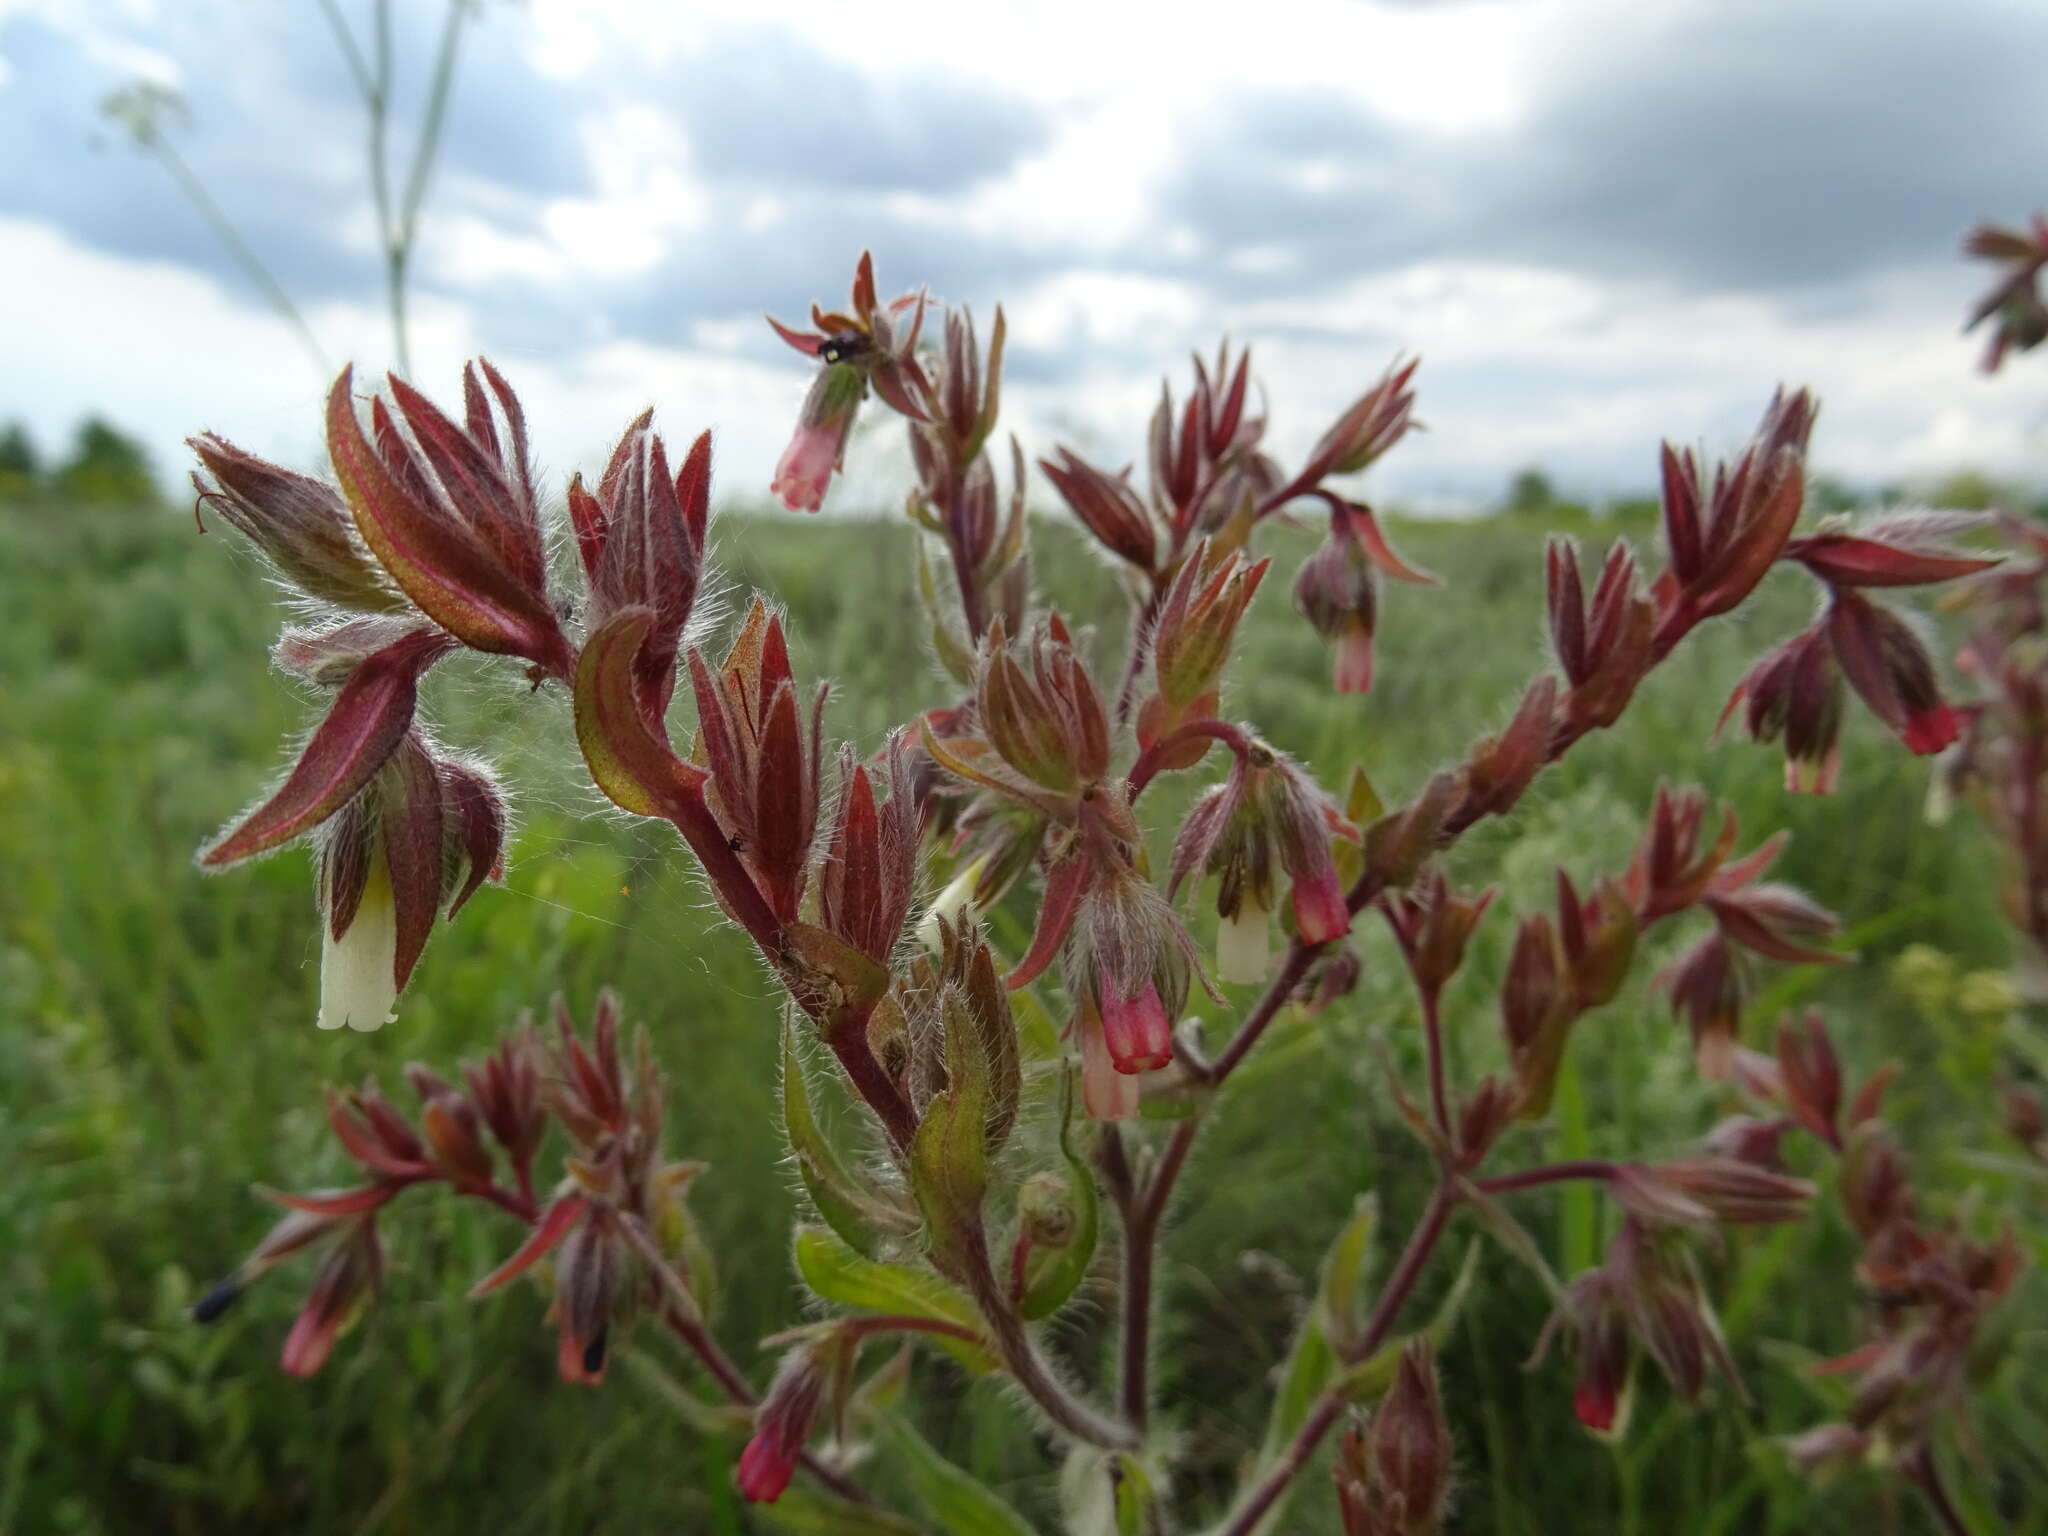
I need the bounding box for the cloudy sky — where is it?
[3,0,2044,512]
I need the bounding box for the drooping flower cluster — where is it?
[178,248,2026,1535]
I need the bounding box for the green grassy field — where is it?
[3,492,2043,1534]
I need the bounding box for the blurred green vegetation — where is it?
[3,485,2045,1535]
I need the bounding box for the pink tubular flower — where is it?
[1077,1000,1144,1120]
[1334,625,1375,694]
[771,363,866,513]
[1060,870,1202,1118]
[772,422,842,514]
[1291,855,1352,945]
[736,1348,826,1503]
[279,1218,383,1378]
[1099,983,1173,1074]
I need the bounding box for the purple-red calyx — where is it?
[737,1348,827,1503]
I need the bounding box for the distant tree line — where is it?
[1494,464,2034,523]
[0,418,157,505]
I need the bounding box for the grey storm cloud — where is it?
[0,9,1058,357]
[1157,0,2048,302]
[0,5,589,305]
[673,25,1053,194]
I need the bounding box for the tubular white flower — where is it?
[916,855,988,953]
[1216,894,1272,985]
[318,847,399,1031]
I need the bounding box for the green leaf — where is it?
[879,1413,1040,1536]
[1463,1188,1568,1307]
[1259,1315,1336,1465]
[1017,1072,1102,1322]
[917,541,976,686]
[1318,1194,1379,1356]
[1113,1453,1157,1536]
[1254,1196,1378,1485]
[790,1226,995,1373]
[911,994,993,1274]
[782,1024,915,1259]
[1330,1238,1484,1404]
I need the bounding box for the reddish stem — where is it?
[1112,582,1168,727]
[1474,1159,1619,1196]
[1219,1184,1460,1536]
[660,1306,873,1507]
[1127,717,1254,800]
[469,1181,541,1224]
[1420,987,1451,1142]
[657,785,785,956]
[823,1009,917,1153]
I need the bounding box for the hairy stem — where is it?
[823,1011,918,1153]
[1218,1183,1459,1536]
[961,1231,1138,1451]
[1127,717,1253,801]
[1474,1159,1619,1196]
[1420,987,1451,1141]
[1113,584,1167,727]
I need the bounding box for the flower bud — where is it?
[280,1217,383,1378]
[464,1026,546,1171]
[1295,941,1364,1016]
[1146,541,1270,725]
[1365,1341,1454,1535]
[1964,216,2048,372]
[737,1348,827,1502]
[688,601,825,924]
[1774,1012,1842,1148]
[1063,871,1201,1117]
[962,615,1112,799]
[1657,932,1747,1080]
[1658,388,1816,628]
[1826,589,1960,755]
[325,364,572,675]
[1169,741,1355,980]
[1381,869,1496,1002]
[819,738,919,965]
[1650,1157,1815,1225]
[553,1207,625,1386]
[568,415,707,714]
[1294,507,1379,694]
[190,433,403,612]
[1548,539,1655,730]
[405,1064,495,1189]
[1838,1120,1915,1240]
[1303,357,1418,483]
[1040,448,1157,571]
[1719,627,1843,794]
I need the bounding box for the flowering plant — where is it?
[183,252,2022,1533]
